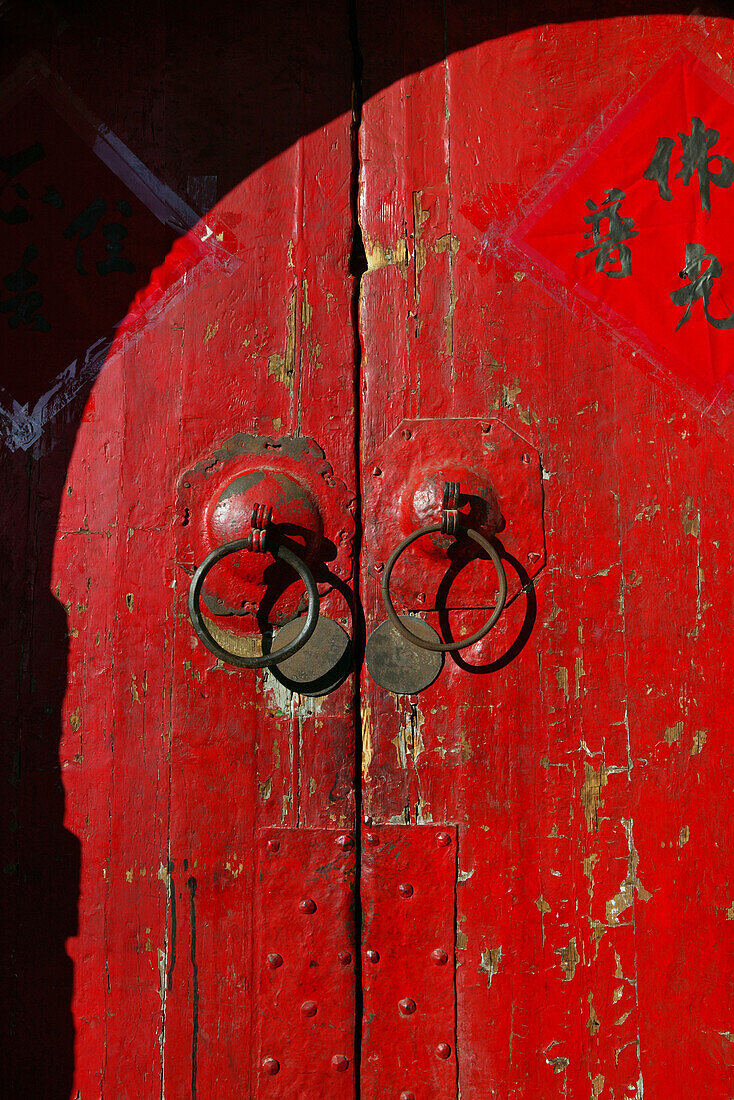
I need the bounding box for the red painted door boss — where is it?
[1,4,733,1099]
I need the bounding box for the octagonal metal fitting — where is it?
[178,433,355,631]
[363,418,545,611]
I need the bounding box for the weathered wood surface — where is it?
[358,6,734,1098]
[0,4,356,1098]
[2,2,733,1098]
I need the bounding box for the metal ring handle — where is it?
[188,536,319,669]
[381,523,507,653]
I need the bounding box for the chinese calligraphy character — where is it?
[644,137,675,201]
[576,188,638,277]
[63,196,136,276]
[645,117,734,214]
[40,187,64,209]
[63,196,106,274]
[671,242,734,331]
[0,244,50,332]
[96,200,135,275]
[0,142,45,224]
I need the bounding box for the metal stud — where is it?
[398,883,414,898]
[338,950,352,965]
[331,1054,349,1072]
[399,998,417,1015]
[431,948,448,966]
[436,1042,452,1060]
[400,1093,416,1100]
[364,833,380,846]
[267,953,283,969]
[299,898,317,914]
[262,1057,280,1075]
[336,834,354,851]
[267,839,280,853]
[366,949,380,964]
[436,832,451,847]
[301,1000,318,1017]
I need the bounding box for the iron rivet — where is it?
[336,834,354,851]
[366,949,380,964]
[267,953,283,969]
[402,429,412,440]
[299,898,317,914]
[374,562,385,574]
[398,883,414,898]
[522,453,532,464]
[262,1057,280,1075]
[331,1054,349,1072]
[431,948,448,966]
[301,1000,318,1017]
[338,950,352,965]
[399,998,417,1015]
[372,466,382,477]
[365,833,380,846]
[267,839,280,853]
[436,1042,452,1060]
[436,832,451,847]
[416,592,426,603]
[400,1093,416,1100]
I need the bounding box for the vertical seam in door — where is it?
[442,8,460,1092]
[349,0,367,1094]
[295,137,305,436]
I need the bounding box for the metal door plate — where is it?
[253,828,356,1096]
[361,824,457,1099]
[365,615,444,694]
[271,615,352,696]
[363,418,545,610]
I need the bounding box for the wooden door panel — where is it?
[165,122,358,1098]
[4,3,734,1097]
[0,4,357,1098]
[358,8,734,1097]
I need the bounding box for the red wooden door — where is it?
[0,5,358,1099]
[2,4,733,1100]
[357,7,734,1099]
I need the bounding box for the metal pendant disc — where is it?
[271,615,352,697]
[366,615,444,695]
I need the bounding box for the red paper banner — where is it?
[508,52,734,411]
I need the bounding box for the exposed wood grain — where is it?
[358,6,734,1096]
[0,4,356,1098]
